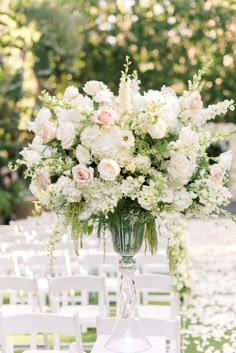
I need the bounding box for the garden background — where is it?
[0,0,235,223]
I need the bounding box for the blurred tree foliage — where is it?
[0,0,235,220]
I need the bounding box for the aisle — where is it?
[183,219,236,353]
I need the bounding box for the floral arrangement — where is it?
[13,58,235,261]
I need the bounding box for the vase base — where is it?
[105,318,151,353]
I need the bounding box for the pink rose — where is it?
[185,92,203,111]
[39,121,57,143]
[93,106,118,126]
[72,164,94,185]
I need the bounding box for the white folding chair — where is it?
[0,312,84,353]
[78,253,119,305]
[0,255,19,276]
[48,275,108,329]
[135,274,180,319]
[96,316,181,353]
[136,254,169,274]
[0,276,42,314]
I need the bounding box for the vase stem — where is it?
[118,256,138,319]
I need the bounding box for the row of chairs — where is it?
[0,312,181,353]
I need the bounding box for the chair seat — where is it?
[138,304,171,319]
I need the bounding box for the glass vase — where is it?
[104,213,151,353]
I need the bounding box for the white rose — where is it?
[169,153,196,185]
[80,125,100,148]
[76,145,91,165]
[83,81,107,96]
[219,150,232,170]
[57,122,75,149]
[72,164,94,185]
[98,159,120,181]
[39,120,57,143]
[29,108,52,133]
[94,89,114,104]
[148,119,167,139]
[63,86,79,102]
[20,148,41,167]
[178,126,199,146]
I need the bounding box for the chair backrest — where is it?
[0,276,40,310]
[135,273,172,292]
[48,275,107,311]
[0,312,83,353]
[23,251,71,277]
[96,316,181,353]
[135,254,169,274]
[0,255,19,276]
[79,253,119,276]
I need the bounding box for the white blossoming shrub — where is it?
[13,58,235,259]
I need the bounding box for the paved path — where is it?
[182,218,236,353]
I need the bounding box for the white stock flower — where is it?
[20,148,41,167]
[56,176,81,202]
[178,126,199,146]
[210,164,225,181]
[185,91,203,112]
[219,150,232,170]
[57,122,75,149]
[63,86,79,102]
[72,164,94,185]
[134,155,151,170]
[76,145,91,165]
[98,159,120,181]
[174,188,193,211]
[30,167,50,197]
[83,81,107,96]
[148,118,167,139]
[169,152,196,185]
[138,185,157,211]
